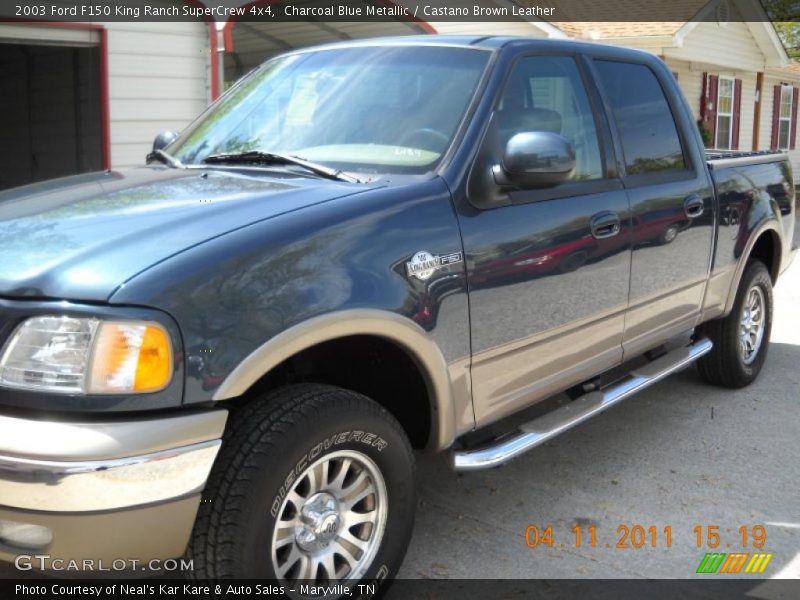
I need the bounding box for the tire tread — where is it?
[187,383,412,580]
[697,260,772,388]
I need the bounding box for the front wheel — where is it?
[188,384,416,592]
[697,260,773,387]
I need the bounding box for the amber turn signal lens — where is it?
[135,325,172,392]
[89,322,173,394]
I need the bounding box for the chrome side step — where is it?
[453,338,713,472]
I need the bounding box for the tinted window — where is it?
[594,61,686,175]
[497,56,603,181]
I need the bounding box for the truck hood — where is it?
[0,167,372,301]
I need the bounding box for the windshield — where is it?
[169,45,490,177]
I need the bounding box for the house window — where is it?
[715,76,734,150]
[778,84,793,150]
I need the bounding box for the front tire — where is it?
[697,260,773,388]
[188,384,416,592]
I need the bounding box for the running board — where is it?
[453,338,713,472]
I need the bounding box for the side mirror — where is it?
[151,130,179,153]
[493,132,576,189]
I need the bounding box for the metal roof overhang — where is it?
[223,17,433,78]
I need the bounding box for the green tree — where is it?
[762,0,800,58]
[773,23,800,59]
[762,0,799,21]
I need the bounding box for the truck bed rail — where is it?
[706,149,787,169]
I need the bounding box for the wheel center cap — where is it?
[296,492,341,551]
[316,513,341,543]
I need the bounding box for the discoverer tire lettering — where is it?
[187,383,415,591]
[271,431,389,518]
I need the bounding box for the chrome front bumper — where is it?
[0,409,227,512]
[0,408,227,564]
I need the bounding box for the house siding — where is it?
[665,21,767,72]
[761,74,800,175]
[0,20,210,171]
[103,21,210,167]
[667,61,800,176]
[666,59,757,153]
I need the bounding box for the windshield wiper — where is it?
[203,151,361,183]
[147,148,183,169]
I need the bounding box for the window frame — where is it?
[587,56,698,189]
[470,51,622,208]
[715,75,735,150]
[778,84,793,151]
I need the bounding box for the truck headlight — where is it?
[0,316,173,394]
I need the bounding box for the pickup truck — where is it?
[0,36,797,587]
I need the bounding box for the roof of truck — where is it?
[291,35,654,58]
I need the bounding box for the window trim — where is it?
[778,84,793,151]
[715,75,735,150]
[467,51,620,209]
[588,56,698,190]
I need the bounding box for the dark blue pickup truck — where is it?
[0,37,797,587]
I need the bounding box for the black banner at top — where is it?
[1,0,798,23]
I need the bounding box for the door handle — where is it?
[590,211,621,239]
[684,194,705,219]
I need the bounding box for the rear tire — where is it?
[697,260,773,388]
[188,384,415,594]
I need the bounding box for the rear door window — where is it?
[593,60,687,177]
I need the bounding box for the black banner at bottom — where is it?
[3,579,799,600]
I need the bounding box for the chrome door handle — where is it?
[590,211,621,239]
[684,194,705,219]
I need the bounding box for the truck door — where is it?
[590,59,715,358]
[457,54,631,427]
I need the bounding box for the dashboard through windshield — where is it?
[169,45,491,178]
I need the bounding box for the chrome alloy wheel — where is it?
[271,450,388,583]
[740,285,766,365]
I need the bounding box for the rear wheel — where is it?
[697,260,773,388]
[188,384,416,593]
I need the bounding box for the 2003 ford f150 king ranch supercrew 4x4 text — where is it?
[0,37,797,586]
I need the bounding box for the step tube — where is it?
[453,338,713,472]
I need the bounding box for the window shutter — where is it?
[771,85,781,149]
[701,73,718,147]
[791,86,799,150]
[701,72,708,119]
[732,79,742,150]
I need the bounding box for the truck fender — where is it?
[211,309,458,451]
[723,221,782,316]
